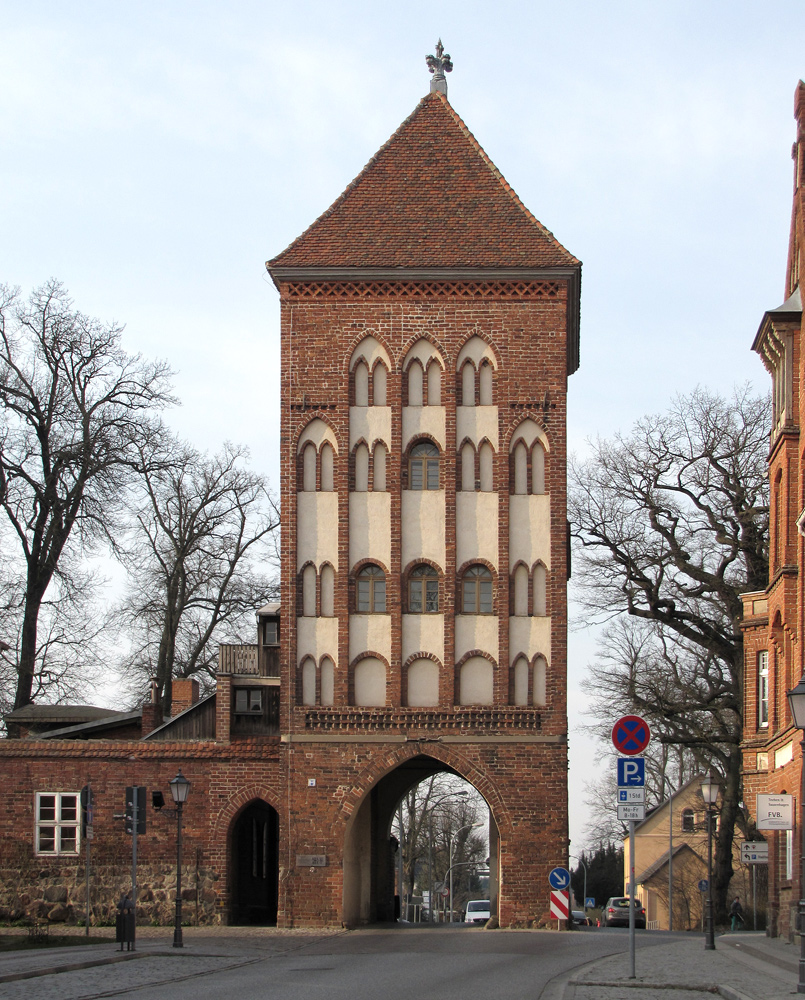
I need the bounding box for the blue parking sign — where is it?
[617,757,645,786]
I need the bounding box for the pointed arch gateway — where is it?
[340,750,504,928]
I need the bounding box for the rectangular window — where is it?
[35,793,79,856]
[234,689,263,714]
[758,651,769,728]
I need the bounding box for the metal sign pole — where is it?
[629,819,636,979]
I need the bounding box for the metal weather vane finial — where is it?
[426,39,453,96]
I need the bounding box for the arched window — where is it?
[356,565,386,613]
[320,443,334,491]
[479,361,493,405]
[513,442,528,495]
[461,361,475,406]
[301,657,316,706]
[320,657,335,706]
[409,564,439,613]
[373,363,387,406]
[410,441,440,490]
[513,564,529,616]
[461,442,476,492]
[532,442,545,495]
[373,442,387,491]
[302,564,317,617]
[354,443,369,492]
[681,808,695,833]
[479,442,494,492]
[533,655,547,706]
[302,443,317,492]
[320,564,335,617]
[354,361,369,407]
[533,563,547,616]
[462,565,493,614]
[408,363,424,406]
[427,360,442,405]
[513,656,529,706]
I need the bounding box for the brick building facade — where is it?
[741,80,805,940]
[0,75,581,929]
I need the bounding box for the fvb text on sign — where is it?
[756,794,793,830]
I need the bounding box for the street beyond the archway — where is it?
[0,925,703,1000]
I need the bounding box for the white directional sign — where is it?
[740,841,769,864]
[617,804,646,821]
[617,788,645,803]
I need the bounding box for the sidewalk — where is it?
[559,931,801,1000]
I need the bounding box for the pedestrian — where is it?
[729,895,744,932]
[116,891,135,951]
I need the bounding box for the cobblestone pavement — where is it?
[559,932,800,1000]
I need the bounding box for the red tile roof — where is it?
[269,92,579,271]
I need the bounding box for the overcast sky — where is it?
[2,1,802,851]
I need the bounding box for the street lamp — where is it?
[169,770,191,948]
[424,789,467,923]
[700,772,721,951]
[787,674,805,993]
[449,822,483,922]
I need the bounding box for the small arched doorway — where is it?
[230,800,279,925]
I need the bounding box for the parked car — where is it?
[464,899,491,924]
[571,910,590,926]
[602,897,646,929]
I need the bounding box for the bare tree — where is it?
[118,434,279,717]
[569,386,770,921]
[0,281,174,725]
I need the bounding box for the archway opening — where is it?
[342,756,498,927]
[230,800,279,925]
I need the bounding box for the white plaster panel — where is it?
[457,335,497,369]
[459,656,494,705]
[349,406,391,449]
[349,614,392,664]
[401,491,445,568]
[455,616,499,663]
[404,338,445,370]
[354,657,387,706]
[456,406,499,449]
[402,407,446,450]
[508,617,551,664]
[456,493,499,569]
[508,495,551,570]
[349,493,391,570]
[509,417,550,453]
[297,493,339,570]
[402,614,445,665]
[296,616,340,663]
[298,418,338,452]
[407,660,439,706]
[350,335,391,371]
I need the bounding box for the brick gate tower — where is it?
[267,51,581,927]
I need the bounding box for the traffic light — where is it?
[124,786,146,835]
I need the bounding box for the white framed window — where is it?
[35,792,79,856]
[758,651,769,728]
[234,688,263,714]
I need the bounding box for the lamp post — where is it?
[570,855,587,919]
[700,772,720,951]
[169,770,191,948]
[449,822,483,922]
[787,674,805,993]
[422,789,467,923]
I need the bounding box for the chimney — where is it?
[141,679,163,735]
[172,678,200,716]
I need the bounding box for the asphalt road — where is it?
[0,926,692,1000]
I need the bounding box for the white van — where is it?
[464,899,491,925]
